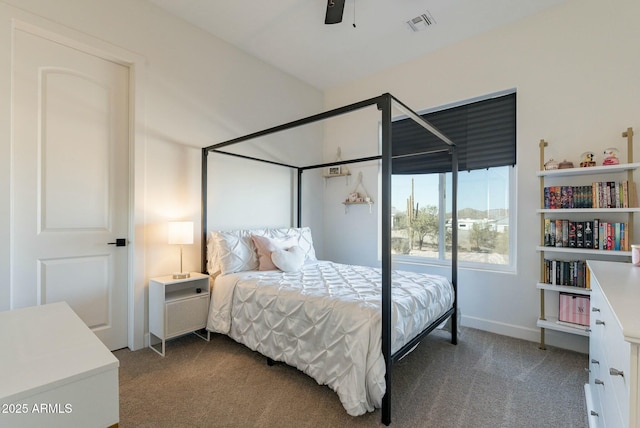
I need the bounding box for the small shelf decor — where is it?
[343,171,373,213]
[324,147,351,179]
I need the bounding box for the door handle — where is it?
[107,238,127,247]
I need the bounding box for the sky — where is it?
[391,167,511,212]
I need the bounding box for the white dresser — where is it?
[0,302,119,427]
[586,260,640,428]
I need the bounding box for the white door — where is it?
[11,28,130,350]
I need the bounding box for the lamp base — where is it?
[172,272,190,279]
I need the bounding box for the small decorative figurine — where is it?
[602,148,620,165]
[579,151,596,167]
[544,158,559,170]
[558,159,574,169]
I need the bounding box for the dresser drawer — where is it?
[606,326,631,427]
[592,299,631,425]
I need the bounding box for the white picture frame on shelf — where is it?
[327,166,342,176]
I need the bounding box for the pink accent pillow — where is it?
[251,235,295,271]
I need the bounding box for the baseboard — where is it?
[461,314,589,354]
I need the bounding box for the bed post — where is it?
[297,168,303,228]
[379,94,393,426]
[201,147,208,274]
[450,147,458,345]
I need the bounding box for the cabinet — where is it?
[0,302,119,428]
[537,128,639,349]
[585,260,640,428]
[149,272,211,356]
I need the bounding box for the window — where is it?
[391,166,514,268]
[390,91,516,269]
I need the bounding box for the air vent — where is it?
[407,12,436,32]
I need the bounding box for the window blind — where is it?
[392,92,516,174]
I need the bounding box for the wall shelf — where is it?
[536,162,640,177]
[537,317,590,337]
[536,282,591,296]
[342,201,373,214]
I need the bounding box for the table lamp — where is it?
[168,221,193,279]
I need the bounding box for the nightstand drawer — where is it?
[165,294,209,338]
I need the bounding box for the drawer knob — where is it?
[590,410,599,417]
[591,359,600,365]
[595,319,605,325]
[609,368,624,377]
[592,307,600,312]
[595,379,604,385]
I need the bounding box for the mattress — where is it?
[207,260,454,416]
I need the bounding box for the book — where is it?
[544,187,550,209]
[593,219,599,250]
[555,219,563,247]
[562,219,569,247]
[544,218,551,246]
[548,187,556,209]
[583,221,593,249]
[631,181,638,208]
[575,221,583,248]
[568,221,577,247]
[560,186,569,209]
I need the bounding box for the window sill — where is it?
[392,254,516,274]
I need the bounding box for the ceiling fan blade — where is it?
[325,0,345,24]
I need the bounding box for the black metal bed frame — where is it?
[201,93,458,426]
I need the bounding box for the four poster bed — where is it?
[201,93,459,425]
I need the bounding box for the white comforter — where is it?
[206,261,454,416]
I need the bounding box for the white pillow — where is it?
[207,226,318,275]
[271,246,305,272]
[252,235,295,271]
[209,230,259,275]
[268,227,317,262]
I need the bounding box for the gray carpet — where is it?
[114,327,588,427]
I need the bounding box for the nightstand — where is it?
[149,272,211,356]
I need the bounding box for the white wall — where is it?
[0,0,323,349]
[322,0,640,353]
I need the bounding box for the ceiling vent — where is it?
[407,12,436,32]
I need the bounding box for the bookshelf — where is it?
[537,127,637,349]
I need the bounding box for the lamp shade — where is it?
[168,221,194,245]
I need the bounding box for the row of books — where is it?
[543,180,638,209]
[543,219,630,251]
[542,259,589,288]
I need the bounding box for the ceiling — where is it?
[147,0,567,90]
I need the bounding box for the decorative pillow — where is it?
[207,226,318,275]
[209,230,259,275]
[267,227,317,262]
[251,235,295,271]
[271,246,305,272]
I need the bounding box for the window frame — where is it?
[391,165,517,273]
[388,89,517,273]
